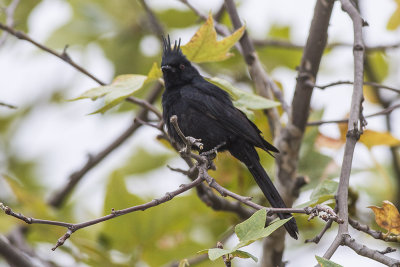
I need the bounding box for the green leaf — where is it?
[297,180,338,208]
[367,52,389,83]
[231,250,258,262]
[235,209,290,248]
[208,77,280,110]
[146,62,163,82]
[315,256,343,267]
[258,25,303,71]
[235,208,267,241]
[207,248,233,261]
[202,210,289,262]
[181,13,245,63]
[206,248,258,262]
[90,74,148,114]
[72,62,161,114]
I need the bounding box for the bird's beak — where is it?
[161,65,172,72]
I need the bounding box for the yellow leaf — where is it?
[146,62,162,82]
[368,201,400,235]
[359,130,400,149]
[387,0,400,30]
[363,85,380,104]
[181,13,245,63]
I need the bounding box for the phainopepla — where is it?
[161,36,298,239]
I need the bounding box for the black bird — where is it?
[161,36,298,239]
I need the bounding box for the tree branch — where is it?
[265,0,335,265]
[314,80,400,94]
[307,103,400,126]
[342,235,400,266]
[323,0,366,259]
[0,234,35,267]
[348,217,400,243]
[0,100,17,109]
[2,174,205,250]
[224,0,289,134]
[0,23,106,85]
[253,38,400,52]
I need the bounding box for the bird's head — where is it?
[161,36,199,88]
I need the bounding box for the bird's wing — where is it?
[180,81,278,152]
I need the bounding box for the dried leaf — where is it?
[181,13,245,63]
[368,200,400,235]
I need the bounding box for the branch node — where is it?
[61,44,72,61]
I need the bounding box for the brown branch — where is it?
[224,0,289,133]
[126,96,162,119]
[305,219,334,244]
[253,39,400,52]
[178,0,233,38]
[314,80,400,94]
[0,234,36,267]
[0,23,106,85]
[307,103,400,126]
[342,235,400,266]
[348,217,400,243]
[261,0,335,266]
[323,0,365,259]
[0,101,17,109]
[1,174,205,250]
[139,0,165,38]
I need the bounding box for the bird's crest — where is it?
[162,35,184,60]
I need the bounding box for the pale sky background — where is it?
[0,0,400,266]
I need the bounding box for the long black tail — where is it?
[248,161,298,239]
[230,144,298,239]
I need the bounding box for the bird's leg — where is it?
[170,115,203,154]
[200,141,226,170]
[200,141,226,158]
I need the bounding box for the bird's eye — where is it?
[179,64,185,70]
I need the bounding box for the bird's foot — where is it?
[186,136,203,150]
[200,141,226,158]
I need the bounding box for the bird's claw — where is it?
[186,136,203,150]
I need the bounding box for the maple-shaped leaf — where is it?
[368,200,400,236]
[181,13,245,63]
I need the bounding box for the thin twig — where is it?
[314,80,400,94]
[1,175,206,250]
[126,96,162,119]
[307,103,400,126]
[348,217,400,243]
[0,23,106,85]
[0,101,17,109]
[253,39,400,52]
